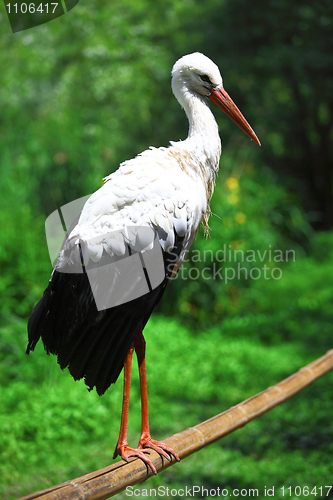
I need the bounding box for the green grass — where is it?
[1,233,333,499]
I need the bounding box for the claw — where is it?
[114,444,157,474]
[139,436,180,463]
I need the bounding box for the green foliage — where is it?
[0,202,51,317]
[205,0,333,229]
[162,153,313,325]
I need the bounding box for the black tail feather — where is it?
[27,233,184,395]
[26,268,167,394]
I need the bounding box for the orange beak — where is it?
[209,87,261,146]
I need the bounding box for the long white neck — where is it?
[170,82,222,234]
[186,92,221,169]
[171,83,221,176]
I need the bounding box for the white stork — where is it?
[27,53,260,474]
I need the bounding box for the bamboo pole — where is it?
[18,349,333,500]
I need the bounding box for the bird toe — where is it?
[115,445,157,474]
[139,437,180,463]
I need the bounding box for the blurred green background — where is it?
[1,1,333,499]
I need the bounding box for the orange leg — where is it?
[113,343,152,469]
[135,330,180,467]
[113,330,180,474]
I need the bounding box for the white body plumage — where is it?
[57,53,224,275]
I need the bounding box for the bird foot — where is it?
[113,443,158,474]
[113,437,180,475]
[139,436,180,465]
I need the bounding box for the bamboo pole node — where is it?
[17,349,333,500]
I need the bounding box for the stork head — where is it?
[172,52,260,145]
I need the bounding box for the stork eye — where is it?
[199,74,212,84]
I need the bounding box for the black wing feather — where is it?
[27,234,183,395]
